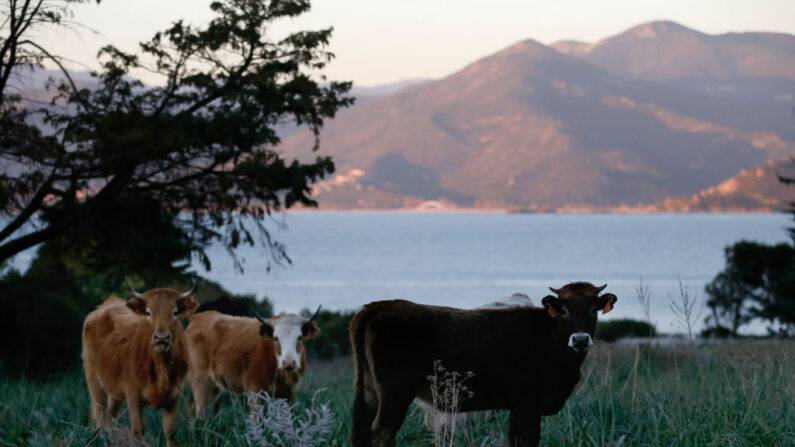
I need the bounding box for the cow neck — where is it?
[564,348,588,366]
[151,349,172,391]
[148,337,182,392]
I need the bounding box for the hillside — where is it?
[649,160,795,212]
[280,22,795,210]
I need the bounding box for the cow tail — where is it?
[350,305,375,445]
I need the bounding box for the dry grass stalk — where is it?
[602,347,612,387]
[427,360,475,447]
[668,277,703,345]
[635,276,653,337]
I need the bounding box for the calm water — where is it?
[7,212,789,333]
[196,212,788,334]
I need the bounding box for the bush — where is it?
[0,270,86,377]
[246,390,335,447]
[596,319,655,342]
[701,325,733,338]
[301,309,355,359]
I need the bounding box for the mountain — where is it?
[280,22,795,210]
[555,21,795,138]
[561,21,795,81]
[649,160,795,212]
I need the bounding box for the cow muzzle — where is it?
[568,333,593,352]
[151,332,173,352]
[280,357,298,372]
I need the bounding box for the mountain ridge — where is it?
[279,20,795,211]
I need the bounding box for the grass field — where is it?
[1,341,793,446]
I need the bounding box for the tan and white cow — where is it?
[82,279,198,447]
[185,299,321,419]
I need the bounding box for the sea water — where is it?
[197,212,790,334]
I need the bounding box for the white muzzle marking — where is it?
[568,332,593,352]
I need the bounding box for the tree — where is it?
[1,1,100,253]
[0,0,353,282]
[705,241,795,336]
[704,242,765,336]
[744,243,795,335]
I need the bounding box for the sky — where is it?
[37,0,795,87]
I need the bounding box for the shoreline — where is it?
[288,206,787,215]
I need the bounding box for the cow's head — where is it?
[267,307,321,372]
[541,282,617,353]
[126,278,199,353]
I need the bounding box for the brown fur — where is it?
[350,282,617,447]
[185,311,313,419]
[82,289,197,447]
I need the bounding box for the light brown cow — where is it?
[185,306,320,419]
[82,280,198,447]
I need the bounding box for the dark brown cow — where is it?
[350,282,617,447]
[82,279,198,447]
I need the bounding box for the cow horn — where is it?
[125,276,144,299]
[596,284,608,293]
[179,278,198,298]
[308,305,322,322]
[251,309,268,324]
[549,287,562,295]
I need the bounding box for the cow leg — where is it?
[106,396,123,419]
[190,371,215,420]
[507,409,541,447]
[371,392,412,447]
[127,396,145,437]
[162,399,179,447]
[85,373,109,427]
[351,381,378,446]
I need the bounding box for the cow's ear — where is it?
[127,297,147,315]
[259,322,274,338]
[541,295,560,318]
[302,321,320,339]
[600,293,617,315]
[177,296,199,317]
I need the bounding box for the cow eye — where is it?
[591,306,598,315]
[145,309,151,317]
[560,306,570,318]
[172,308,178,317]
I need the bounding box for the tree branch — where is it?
[0,166,55,243]
[0,217,69,261]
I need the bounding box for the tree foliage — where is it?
[0,0,353,282]
[705,241,795,336]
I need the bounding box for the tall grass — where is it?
[1,342,793,446]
